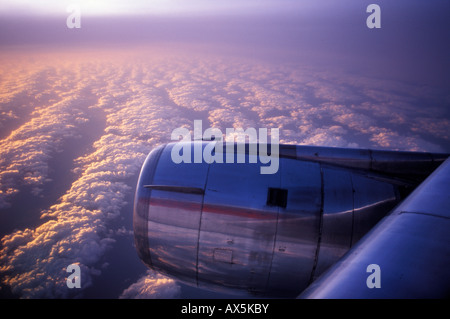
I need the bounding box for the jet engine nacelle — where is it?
[133,142,443,297]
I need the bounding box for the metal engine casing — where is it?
[133,142,419,297]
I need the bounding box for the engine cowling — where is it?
[133,142,441,297]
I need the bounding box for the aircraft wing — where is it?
[299,157,450,298]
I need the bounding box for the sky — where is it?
[0,0,449,299]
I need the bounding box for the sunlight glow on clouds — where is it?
[120,270,181,299]
[0,46,448,298]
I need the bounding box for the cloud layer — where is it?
[0,46,448,298]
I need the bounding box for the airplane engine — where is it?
[133,141,442,297]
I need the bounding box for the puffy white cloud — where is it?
[119,270,181,299]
